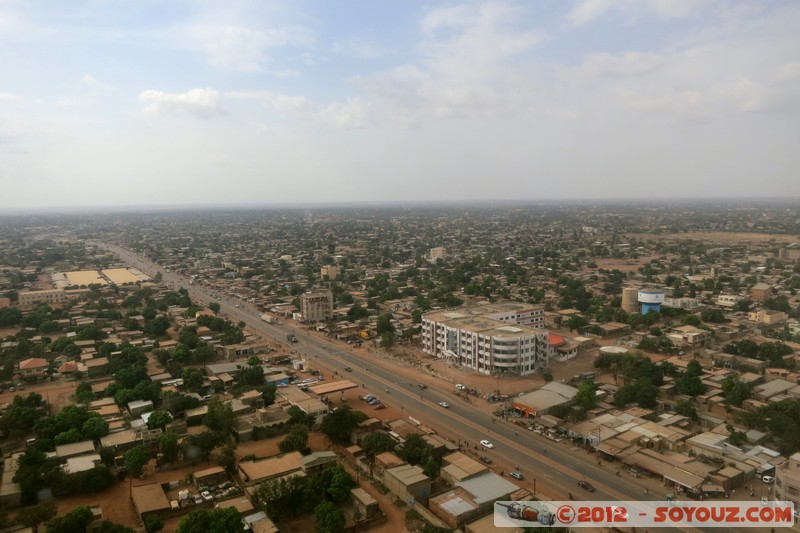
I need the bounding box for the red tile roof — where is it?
[19,357,48,370]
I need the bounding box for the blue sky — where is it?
[1,0,798,209]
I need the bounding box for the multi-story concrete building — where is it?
[300,289,333,322]
[18,289,66,307]
[421,304,549,376]
[717,294,740,307]
[776,452,800,512]
[320,265,341,280]
[428,247,446,262]
[748,309,788,326]
[751,283,773,303]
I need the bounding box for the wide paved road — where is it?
[97,240,754,533]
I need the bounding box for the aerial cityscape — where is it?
[2,1,800,533]
[1,202,800,533]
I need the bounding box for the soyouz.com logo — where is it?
[494,500,795,528]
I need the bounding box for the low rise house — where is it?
[18,357,48,380]
[383,464,430,505]
[429,472,519,528]
[131,483,171,521]
[237,451,303,486]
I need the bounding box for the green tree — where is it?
[216,442,237,472]
[287,405,316,427]
[279,424,310,454]
[721,376,752,407]
[675,399,699,420]
[320,406,367,445]
[15,501,57,533]
[190,431,222,459]
[397,434,434,466]
[566,315,589,332]
[159,431,180,464]
[176,507,243,533]
[361,431,397,456]
[89,520,135,533]
[75,382,94,404]
[45,506,93,533]
[204,397,235,435]
[143,515,164,533]
[314,501,345,533]
[676,360,707,397]
[181,368,205,393]
[146,411,173,431]
[82,416,109,439]
[124,446,150,477]
[376,314,395,335]
[380,331,395,349]
[162,391,201,416]
[208,301,221,314]
[574,381,598,411]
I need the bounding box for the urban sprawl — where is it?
[1,202,800,532]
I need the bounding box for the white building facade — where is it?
[421,305,549,376]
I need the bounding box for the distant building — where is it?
[778,246,800,261]
[512,382,579,418]
[320,265,341,280]
[421,305,549,376]
[751,283,772,303]
[429,247,446,262]
[237,451,303,486]
[717,294,739,308]
[300,290,333,322]
[748,309,788,326]
[776,452,800,512]
[18,357,48,379]
[18,288,66,307]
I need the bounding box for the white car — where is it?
[762,475,775,484]
[480,439,494,449]
[201,490,213,501]
[439,402,450,408]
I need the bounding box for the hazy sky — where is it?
[1,0,799,209]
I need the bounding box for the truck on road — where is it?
[260,314,275,324]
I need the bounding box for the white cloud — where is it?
[332,37,387,59]
[580,52,668,78]
[568,0,716,26]
[568,0,617,26]
[139,88,225,118]
[320,98,371,129]
[0,93,22,102]
[186,24,314,73]
[226,91,311,112]
[354,1,545,124]
[776,62,800,81]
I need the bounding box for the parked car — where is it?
[762,475,775,484]
[367,398,381,405]
[438,401,450,408]
[201,490,213,501]
[362,395,376,402]
[510,471,524,480]
[456,383,466,391]
[479,456,492,464]
[373,403,386,410]
[480,439,494,449]
[578,480,595,492]
[343,366,352,372]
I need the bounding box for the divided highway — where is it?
[98,240,713,532]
